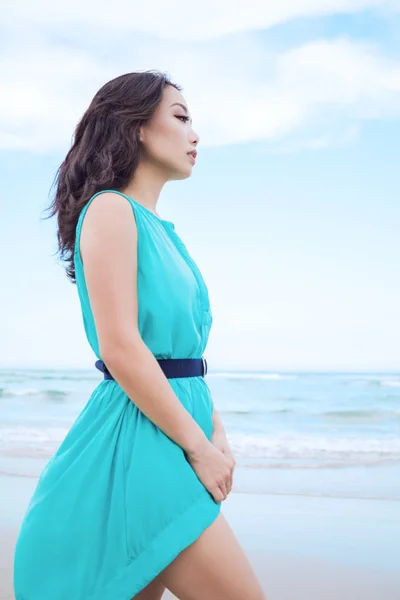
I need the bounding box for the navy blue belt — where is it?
[95,357,208,380]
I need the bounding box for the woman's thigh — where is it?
[157,512,267,600]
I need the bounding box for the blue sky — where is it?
[1,2,399,372]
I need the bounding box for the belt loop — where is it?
[202,356,207,377]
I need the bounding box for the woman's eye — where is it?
[177,115,190,123]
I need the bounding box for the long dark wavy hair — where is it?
[44,70,181,284]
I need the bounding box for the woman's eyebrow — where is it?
[170,102,192,124]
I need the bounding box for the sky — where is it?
[1,1,399,372]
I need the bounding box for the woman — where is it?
[14,70,266,600]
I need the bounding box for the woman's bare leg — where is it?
[157,512,267,600]
[132,577,166,600]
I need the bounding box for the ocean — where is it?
[1,368,400,501]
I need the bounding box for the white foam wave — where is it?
[0,426,68,457]
[0,426,68,442]
[2,425,400,467]
[380,379,400,388]
[0,388,42,397]
[227,433,400,466]
[209,372,296,380]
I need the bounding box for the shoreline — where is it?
[2,456,400,501]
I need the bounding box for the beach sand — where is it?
[1,471,400,600]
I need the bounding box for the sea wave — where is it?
[226,433,400,467]
[2,425,400,468]
[219,406,400,420]
[0,387,69,398]
[322,408,400,421]
[208,372,297,380]
[0,426,68,458]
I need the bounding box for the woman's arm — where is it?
[212,406,225,432]
[80,192,208,458]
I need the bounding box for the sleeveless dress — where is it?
[13,190,221,600]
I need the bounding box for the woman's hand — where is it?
[210,409,236,495]
[185,438,235,504]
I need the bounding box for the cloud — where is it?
[2,0,399,41]
[1,5,400,153]
[268,123,361,154]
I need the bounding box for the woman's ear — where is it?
[138,125,145,145]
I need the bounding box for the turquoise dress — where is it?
[14,190,220,599]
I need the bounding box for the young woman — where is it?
[13,70,266,600]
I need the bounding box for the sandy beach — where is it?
[2,469,400,600]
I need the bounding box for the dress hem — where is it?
[86,491,221,600]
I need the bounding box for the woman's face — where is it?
[139,85,200,180]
